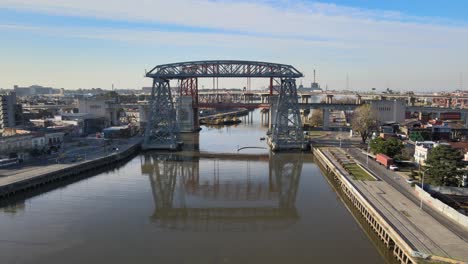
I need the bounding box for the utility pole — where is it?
[460,72,464,92]
[346,73,349,91]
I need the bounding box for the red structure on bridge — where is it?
[143,60,305,151]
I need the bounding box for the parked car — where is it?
[389,165,399,171]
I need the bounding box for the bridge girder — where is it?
[146,60,303,79]
[144,60,305,151]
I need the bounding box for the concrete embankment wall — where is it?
[0,143,140,198]
[199,108,250,120]
[415,185,468,228]
[428,185,468,196]
[313,148,417,264]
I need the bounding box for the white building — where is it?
[78,97,119,125]
[0,134,33,159]
[414,141,450,165]
[369,99,406,124]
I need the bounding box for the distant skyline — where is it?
[0,0,467,91]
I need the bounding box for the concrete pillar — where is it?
[323,109,330,130]
[269,95,278,131]
[447,98,452,108]
[326,94,334,104]
[356,95,362,105]
[177,96,196,132]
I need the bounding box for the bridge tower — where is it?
[143,78,181,150]
[178,78,200,132]
[269,153,303,208]
[269,78,306,150]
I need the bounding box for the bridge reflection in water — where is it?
[141,152,302,231]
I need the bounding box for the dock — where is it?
[0,138,141,198]
[314,147,468,264]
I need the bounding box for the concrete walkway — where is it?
[323,148,468,262]
[0,137,141,191]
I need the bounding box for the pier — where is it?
[314,147,468,264]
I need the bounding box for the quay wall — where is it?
[199,108,250,120]
[313,148,418,264]
[0,143,141,198]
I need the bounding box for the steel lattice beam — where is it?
[143,78,181,150]
[147,60,303,79]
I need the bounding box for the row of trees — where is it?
[349,105,465,187]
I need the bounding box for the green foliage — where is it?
[369,137,404,158]
[394,147,413,161]
[424,145,464,186]
[409,131,431,142]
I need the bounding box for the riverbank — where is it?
[314,147,468,264]
[199,108,249,121]
[0,137,142,198]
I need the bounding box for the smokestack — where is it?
[314,69,316,83]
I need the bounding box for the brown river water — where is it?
[0,110,387,264]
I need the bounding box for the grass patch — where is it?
[343,163,376,181]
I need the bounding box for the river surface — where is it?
[0,109,384,264]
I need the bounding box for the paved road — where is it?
[0,137,142,178]
[347,148,468,242]
[323,148,468,261]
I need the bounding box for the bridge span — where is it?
[143,60,306,151]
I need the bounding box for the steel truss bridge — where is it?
[143,60,306,151]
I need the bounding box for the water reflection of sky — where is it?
[199,109,269,154]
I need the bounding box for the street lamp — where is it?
[420,168,430,210]
[366,136,371,168]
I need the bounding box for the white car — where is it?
[389,165,399,171]
[406,179,414,184]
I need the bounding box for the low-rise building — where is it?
[414,141,450,165]
[0,134,33,159]
[369,99,406,124]
[77,97,120,125]
[61,113,109,136]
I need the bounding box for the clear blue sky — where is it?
[0,1,467,91]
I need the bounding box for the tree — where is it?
[369,137,404,158]
[351,104,379,143]
[309,109,323,127]
[424,145,464,186]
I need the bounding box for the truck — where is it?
[375,153,394,169]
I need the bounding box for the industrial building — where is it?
[369,99,406,124]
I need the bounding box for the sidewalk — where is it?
[323,147,468,262]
